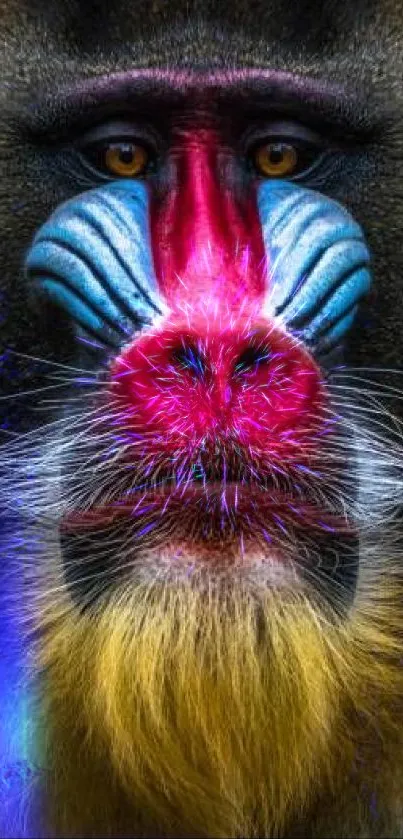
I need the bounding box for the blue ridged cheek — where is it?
[25,180,166,346]
[257,180,372,352]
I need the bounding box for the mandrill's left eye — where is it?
[248,121,325,181]
[254,142,299,178]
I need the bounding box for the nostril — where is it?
[233,342,272,377]
[171,340,206,379]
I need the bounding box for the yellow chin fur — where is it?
[32,567,403,838]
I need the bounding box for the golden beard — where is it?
[29,545,403,839]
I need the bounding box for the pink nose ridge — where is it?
[150,132,267,313]
[111,314,326,458]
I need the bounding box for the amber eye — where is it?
[103,142,149,177]
[254,142,299,178]
[79,133,152,180]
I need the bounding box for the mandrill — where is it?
[1,1,403,837]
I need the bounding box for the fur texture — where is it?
[1,2,403,838]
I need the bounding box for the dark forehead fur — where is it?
[0,0,403,431]
[1,0,402,70]
[0,0,397,53]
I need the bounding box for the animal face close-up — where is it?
[1,1,403,837]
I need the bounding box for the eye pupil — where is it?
[269,145,286,164]
[119,144,135,164]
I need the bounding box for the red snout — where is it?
[111,314,326,459]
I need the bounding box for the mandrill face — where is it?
[1,7,403,839]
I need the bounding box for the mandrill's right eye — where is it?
[77,121,156,180]
[103,142,149,178]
